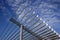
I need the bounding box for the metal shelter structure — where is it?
[0,0,60,40]
[9,12,60,40]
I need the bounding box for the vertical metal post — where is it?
[20,25,23,40]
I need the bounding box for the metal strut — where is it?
[20,25,23,40]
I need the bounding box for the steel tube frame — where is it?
[9,17,60,40]
[9,17,43,40]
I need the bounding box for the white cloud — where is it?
[36,1,60,26]
[15,0,60,29]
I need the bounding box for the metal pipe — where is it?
[20,25,23,40]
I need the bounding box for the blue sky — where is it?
[0,0,60,39]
